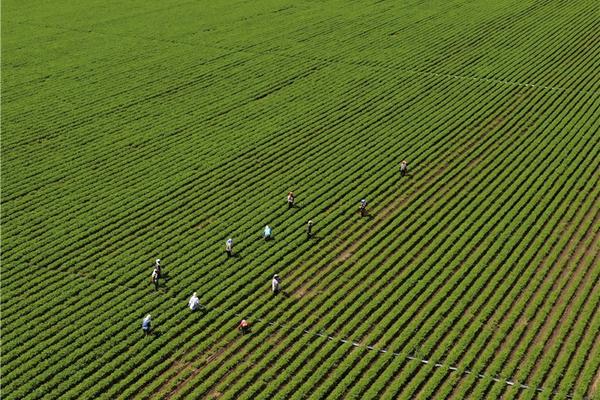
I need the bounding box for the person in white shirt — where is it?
[264,225,272,240]
[151,258,161,290]
[272,274,281,294]
[142,315,152,335]
[225,238,233,257]
[188,292,201,311]
[151,268,159,290]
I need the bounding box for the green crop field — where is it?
[2,0,599,398]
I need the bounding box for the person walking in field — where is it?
[238,319,251,334]
[151,259,161,290]
[400,160,408,176]
[142,314,152,336]
[272,274,281,294]
[359,199,368,217]
[151,268,160,290]
[307,220,314,238]
[264,225,272,240]
[225,238,233,257]
[188,292,201,311]
[287,192,295,209]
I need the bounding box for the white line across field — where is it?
[199,303,585,400]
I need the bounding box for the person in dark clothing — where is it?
[400,160,408,176]
[359,199,367,217]
[287,192,295,209]
[307,220,314,238]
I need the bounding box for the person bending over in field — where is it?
[287,192,295,209]
[264,225,272,240]
[272,274,281,294]
[225,238,233,257]
[238,319,251,335]
[188,292,201,311]
[400,160,408,176]
[142,314,152,336]
[307,220,314,238]
[359,199,368,217]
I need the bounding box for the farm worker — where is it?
[151,259,161,288]
[188,292,201,311]
[151,267,160,290]
[287,192,295,209]
[225,238,233,257]
[238,319,250,334]
[400,160,408,176]
[142,315,152,335]
[264,225,272,240]
[307,220,314,238]
[359,199,368,217]
[272,274,281,294]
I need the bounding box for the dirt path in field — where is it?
[591,369,600,399]
[523,210,600,382]
[339,100,528,346]
[153,335,240,399]
[579,312,600,399]
[290,162,448,300]
[488,197,600,371]
[328,85,527,271]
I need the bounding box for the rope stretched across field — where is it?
[197,302,583,400]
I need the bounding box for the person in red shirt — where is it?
[238,319,251,334]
